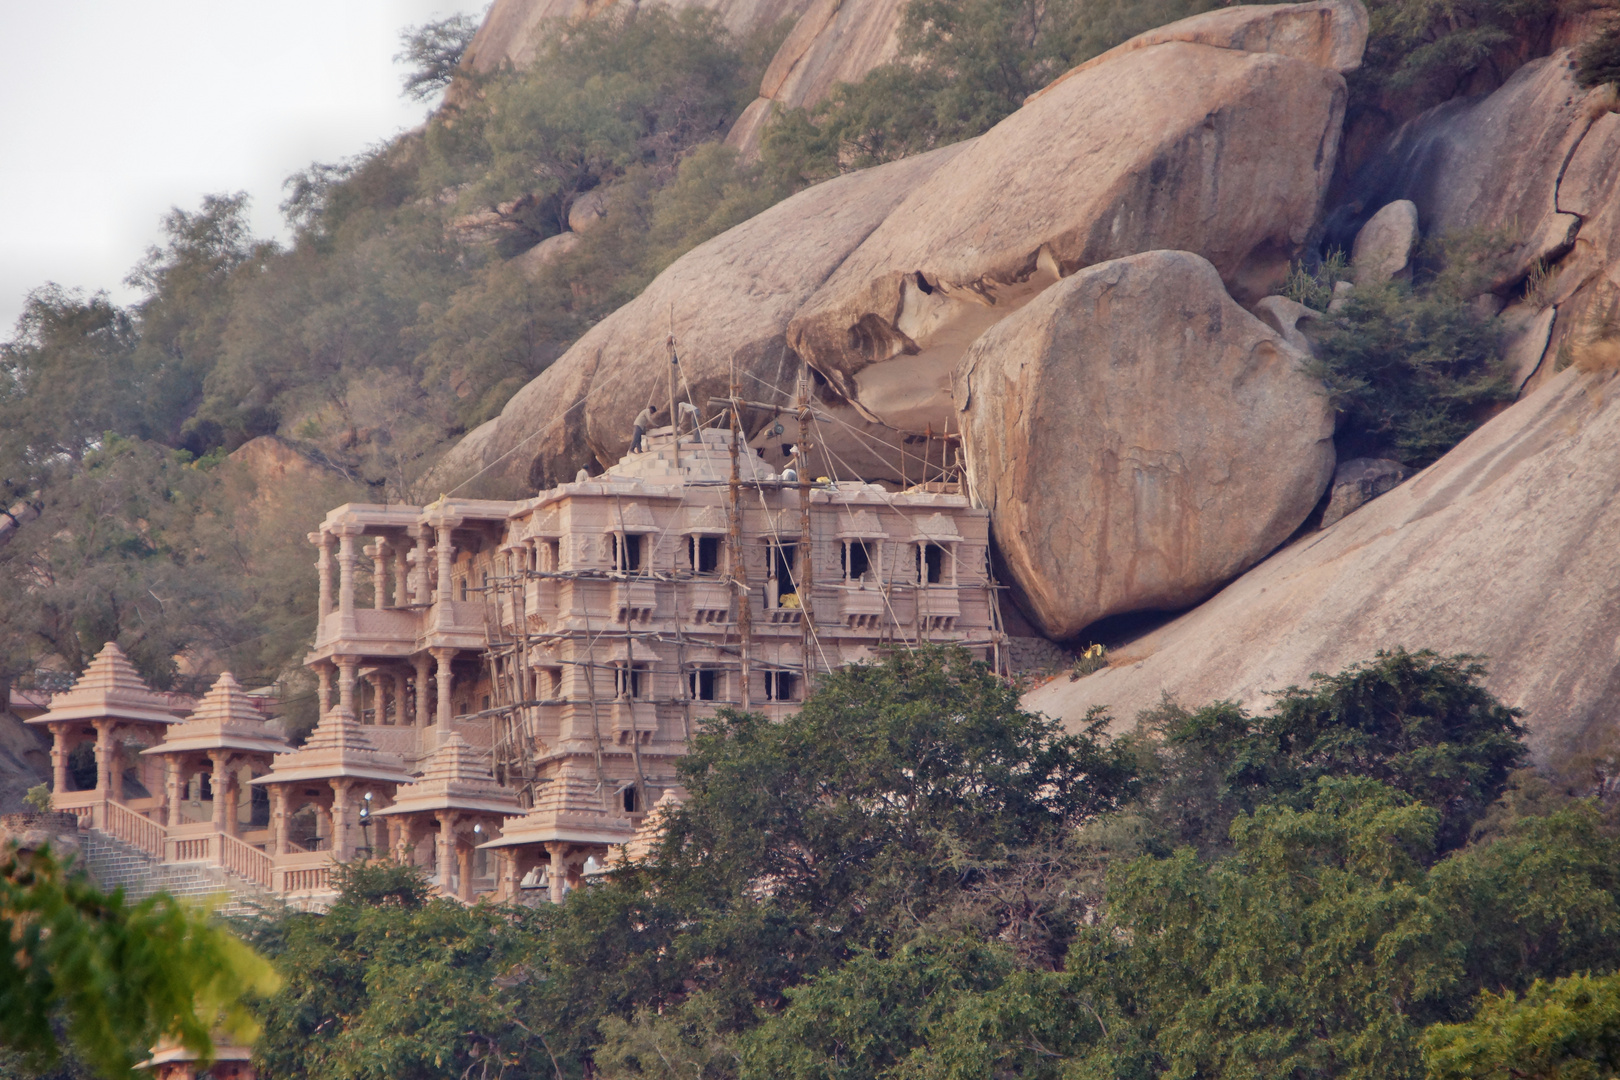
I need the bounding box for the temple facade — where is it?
[45,426,998,907]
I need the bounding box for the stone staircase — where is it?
[78,828,278,918]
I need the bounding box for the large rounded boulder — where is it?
[786,33,1351,431]
[954,250,1335,640]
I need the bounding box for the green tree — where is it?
[248,862,553,1080]
[1424,972,1620,1080]
[396,14,480,102]
[0,845,276,1080]
[1135,649,1527,857]
[1306,277,1513,466]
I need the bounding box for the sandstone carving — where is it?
[786,41,1348,431]
[954,251,1336,640]
[1024,366,1620,761]
[1334,50,1605,293]
[1319,457,1407,528]
[454,142,972,496]
[1350,199,1419,285]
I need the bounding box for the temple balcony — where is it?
[314,608,420,656]
[611,700,658,745]
[916,587,962,631]
[613,581,657,623]
[422,599,487,649]
[524,579,558,628]
[686,581,731,624]
[839,586,889,629]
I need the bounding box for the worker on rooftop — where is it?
[631,403,665,454]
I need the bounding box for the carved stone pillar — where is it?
[225,767,243,839]
[434,523,457,605]
[330,779,354,862]
[49,723,69,794]
[413,655,432,726]
[166,759,183,827]
[435,810,458,895]
[335,524,362,625]
[394,545,410,608]
[270,785,289,856]
[367,539,389,610]
[544,841,570,906]
[209,751,231,834]
[458,840,474,902]
[337,657,358,717]
[432,649,456,726]
[409,526,430,606]
[92,720,115,796]
[364,673,385,726]
[316,662,332,720]
[310,531,333,622]
[393,670,409,726]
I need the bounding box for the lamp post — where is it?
[359,791,373,859]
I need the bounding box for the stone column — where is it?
[546,842,568,904]
[111,736,125,802]
[316,662,333,721]
[166,759,183,827]
[337,657,358,718]
[413,655,432,726]
[435,525,455,605]
[394,545,411,608]
[393,818,412,863]
[368,539,389,610]
[225,769,242,838]
[92,720,115,796]
[49,724,69,794]
[270,785,289,856]
[330,779,354,861]
[458,840,475,902]
[310,531,333,621]
[409,526,430,605]
[435,810,458,895]
[335,524,362,625]
[432,648,455,726]
[208,752,231,833]
[393,671,409,726]
[364,673,385,726]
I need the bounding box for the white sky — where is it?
[0,0,491,334]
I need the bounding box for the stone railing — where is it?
[102,799,166,859]
[220,833,273,887]
[273,849,335,896]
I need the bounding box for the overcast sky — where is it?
[0,0,490,334]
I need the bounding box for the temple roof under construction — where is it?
[27,642,186,728]
[249,707,415,787]
[141,672,289,757]
[479,767,634,849]
[374,731,521,818]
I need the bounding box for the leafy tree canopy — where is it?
[0,846,276,1080]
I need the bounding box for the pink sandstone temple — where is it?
[37,427,997,906]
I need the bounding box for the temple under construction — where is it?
[39,422,999,906]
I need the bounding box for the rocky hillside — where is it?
[441,0,1620,760]
[461,0,909,155]
[1034,46,1620,762]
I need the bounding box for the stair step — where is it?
[76,827,275,913]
